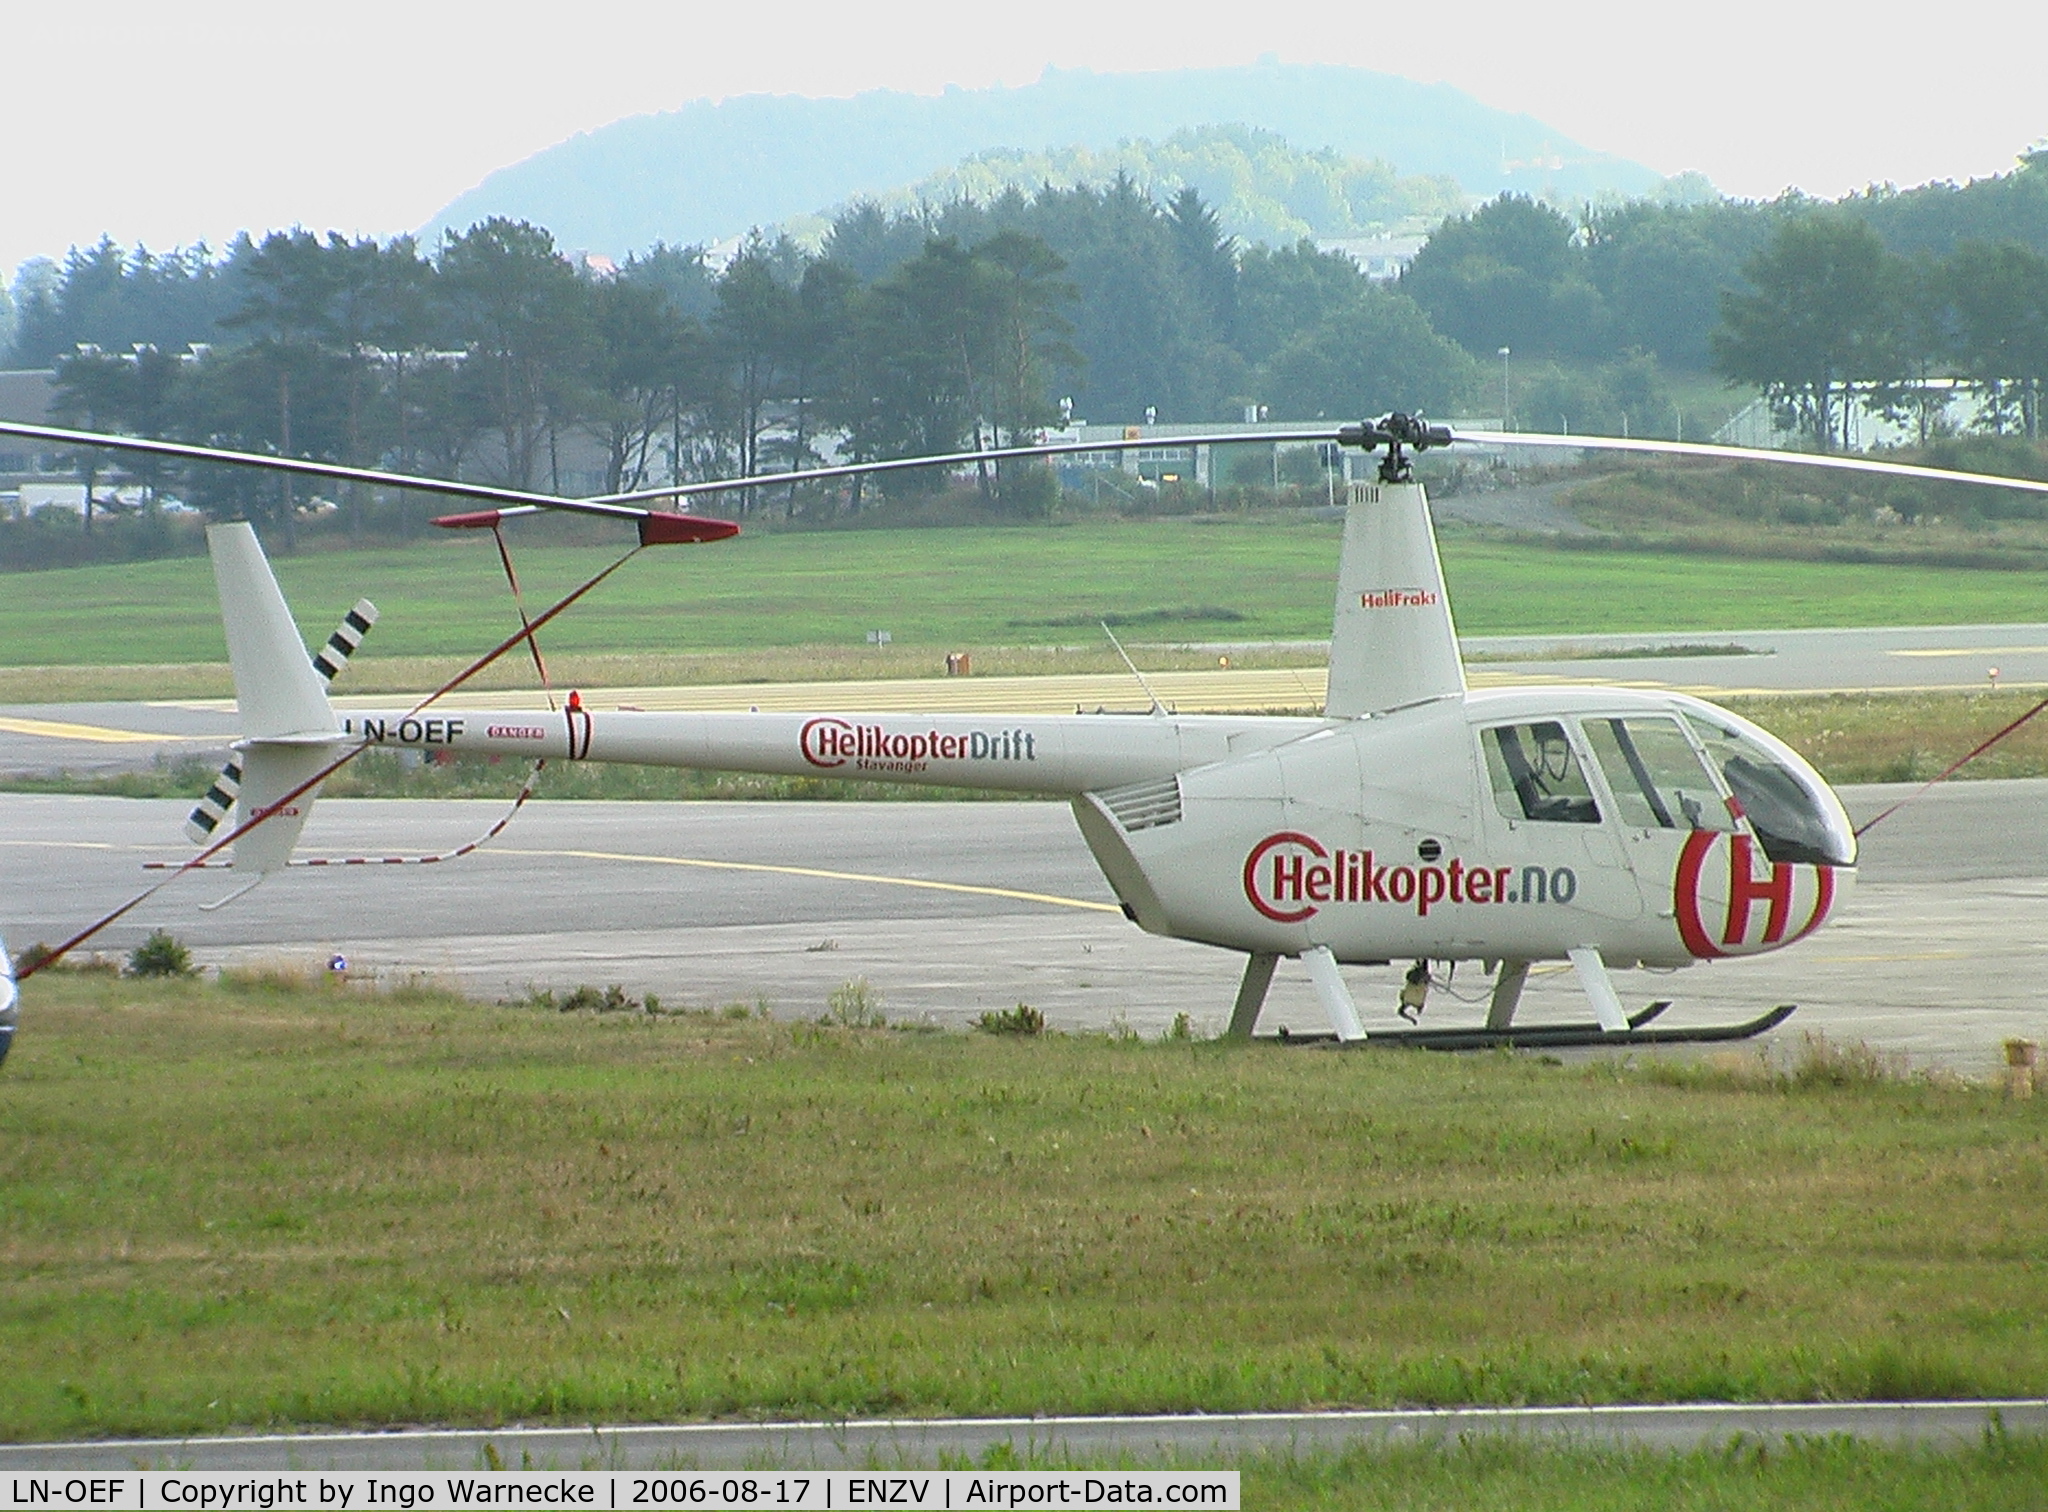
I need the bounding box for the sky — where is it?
[5,0,2045,282]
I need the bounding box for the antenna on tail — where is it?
[1100,621,1167,716]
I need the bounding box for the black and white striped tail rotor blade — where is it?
[312,599,379,683]
[183,755,244,846]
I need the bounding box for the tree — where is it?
[824,201,933,283]
[1037,177,1217,421]
[971,232,1077,441]
[438,219,592,491]
[580,275,700,494]
[216,230,344,534]
[50,347,129,532]
[1585,200,1778,370]
[1164,186,1237,344]
[852,238,983,479]
[1237,240,1377,366]
[709,237,800,498]
[1400,195,1607,360]
[1713,213,1897,450]
[774,258,859,512]
[1866,253,1957,446]
[1947,240,2048,438]
[1258,286,1477,421]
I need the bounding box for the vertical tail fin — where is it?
[205,523,355,873]
[208,523,341,741]
[185,595,378,848]
[1323,479,1466,717]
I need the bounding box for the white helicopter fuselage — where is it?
[194,462,1857,1040]
[21,411,2041,1046]
[335,679,1854,973]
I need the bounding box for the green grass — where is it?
[1722,689,2048,785]
[5,519,2048,677]
[3,969,2044,1444]
[1242,1437,2048,1510]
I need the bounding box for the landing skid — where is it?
[1263,1002,1797,1051]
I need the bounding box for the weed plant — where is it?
[125,929,196,979]
[975,1003,1047,1036]
[1240,1433,2048,1510]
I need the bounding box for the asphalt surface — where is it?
[1,1401,2042,1471]
[5,623,2048,776]
[5,780,2045,1075]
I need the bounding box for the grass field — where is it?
[1245,1438,2048,1509]
[3,969,2044,1448]
[6,519,2048,676]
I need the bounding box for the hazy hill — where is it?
[842,125,1470,249]
[424,61,1666,255]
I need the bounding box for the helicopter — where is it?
[5,411,2048,1057]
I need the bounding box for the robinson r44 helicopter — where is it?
[7,411,2048,1059]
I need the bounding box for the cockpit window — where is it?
[1584,717,1737,835]
[1685,715,1856,866]
[1483,721,1601,824]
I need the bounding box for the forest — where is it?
[3,146,2045,557]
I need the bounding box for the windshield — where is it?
[1584,717,1738,834]
[1685,714,1856,867]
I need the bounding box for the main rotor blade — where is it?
[0,420,664,521]
[590,428,1345,505]
[16,414,2045,521]
[0,419,1346,519]
[1456,429,2048,499]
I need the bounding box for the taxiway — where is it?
[4,780,2042,1076]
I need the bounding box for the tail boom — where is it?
[336,707,1325,795]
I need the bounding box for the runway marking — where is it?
[0,715,207,744]
[1890,645,2048,658]
[492,846,1123,912]
[1805,949,1975,963]
[0,838,136,852]
[10,1400,2043,1470]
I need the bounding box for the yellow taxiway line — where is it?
[0,834,1118,912]
[490,846,1122,912]
[0,715,209,745]
[1887,645,2048,658]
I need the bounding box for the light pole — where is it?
[1497,347,1512,430]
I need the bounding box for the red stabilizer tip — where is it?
[432,509,503,529]
[639,513,742,545]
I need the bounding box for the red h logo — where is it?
[1723,833,1793,945]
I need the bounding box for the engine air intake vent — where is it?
[1098,776,1183,832]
